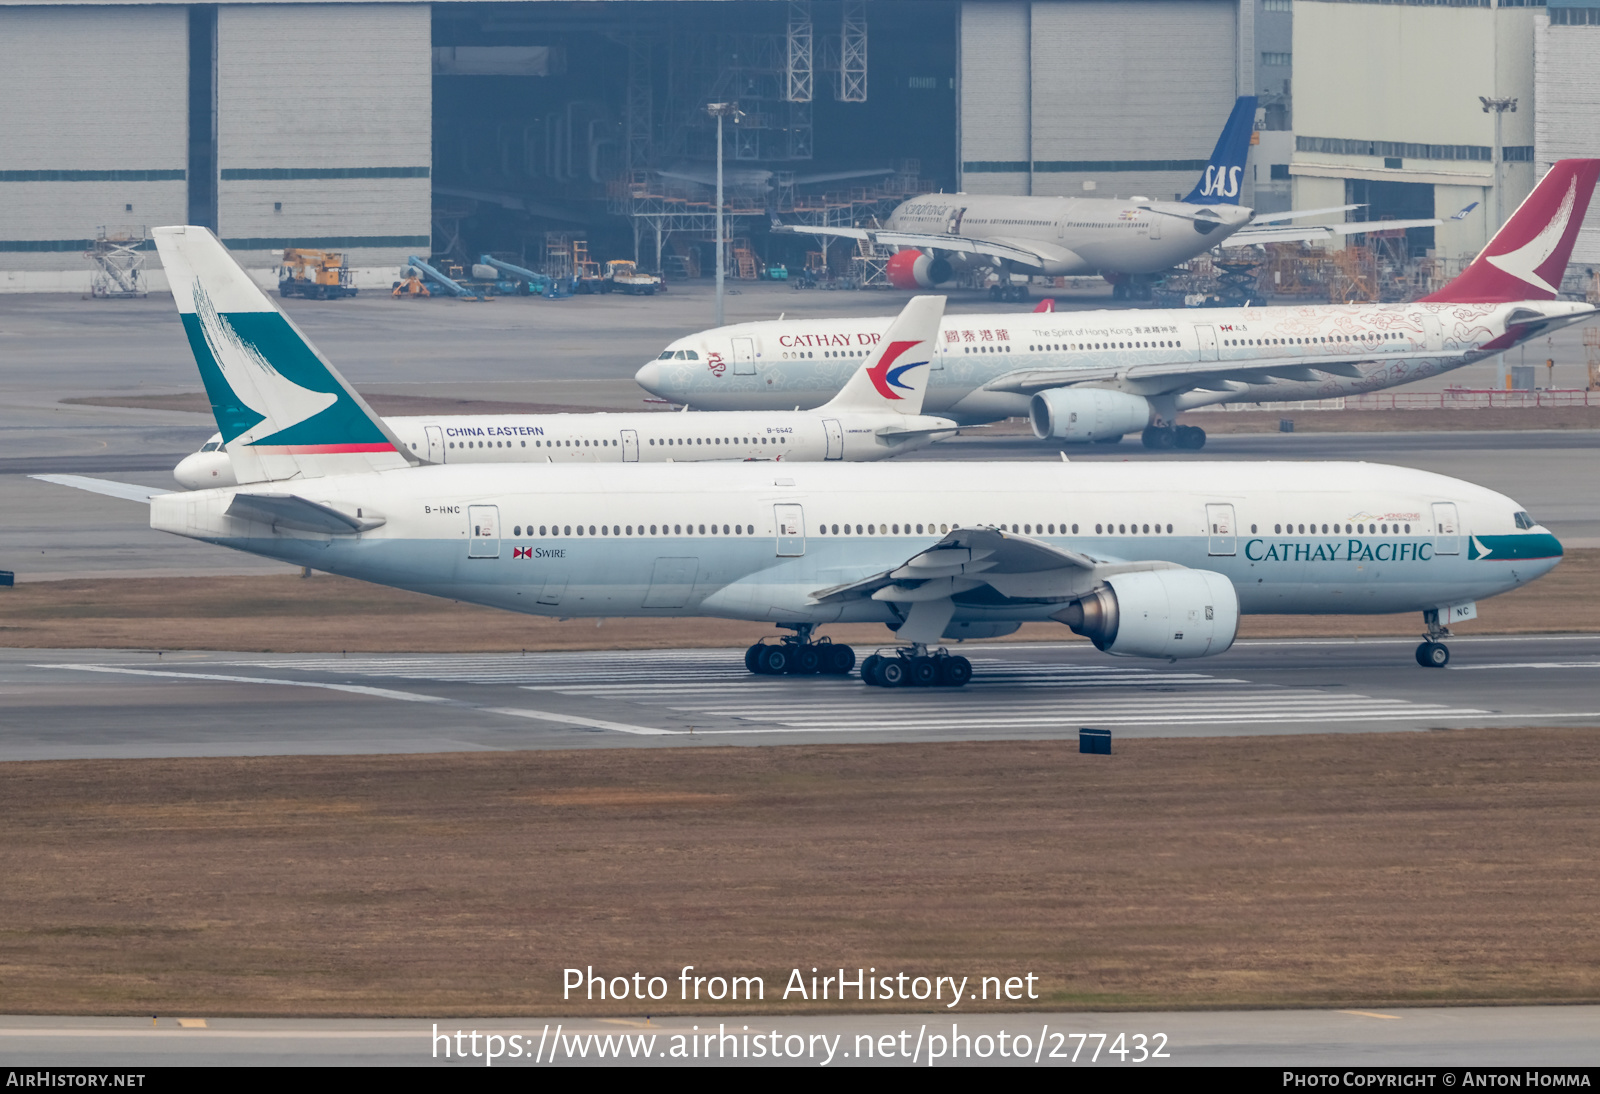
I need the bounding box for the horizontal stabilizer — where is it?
[29,474,169,504]
[227,492,385,534]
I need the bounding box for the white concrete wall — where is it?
[1535,10,1600,268]
[216,3,432,270]
[0,5,189,272]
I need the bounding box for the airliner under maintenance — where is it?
[639,159,1600,450]
[776,96,1439,301]
[172,285,954,489]
[37,224,1563,687]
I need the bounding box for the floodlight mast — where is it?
[707,102,743,327]
[1480,96,1518,234]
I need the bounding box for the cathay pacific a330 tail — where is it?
[35,225,1565,686]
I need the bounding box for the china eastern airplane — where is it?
[640,159,1600,451]
[777,96,1439,300]
[172,296,956,489]
[35,225,1563,688]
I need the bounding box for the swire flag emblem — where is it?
[513,547,532,559]
[865,339,926,400]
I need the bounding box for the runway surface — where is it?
[6,634,1598,761]
[2,1006,1595,1066]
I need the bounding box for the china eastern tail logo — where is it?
[866,339,927,400]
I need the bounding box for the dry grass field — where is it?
[2,549,1594,653]
[1,730,1597,1016]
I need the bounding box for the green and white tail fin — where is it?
[152,225,417,484]
[821,294,945,415]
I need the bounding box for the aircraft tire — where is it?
[1416,641,1450,668]
[1175,425,1207,450]
[860,654,884,686]
[878,657,910,687]
[744,643,764,673]
[938,656,974,688]
[760,645,791,675]
[909,657,939,687]
[825,644,856,675]
[794,646,822,675]
[1142,427,1177,450]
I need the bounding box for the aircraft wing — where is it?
[1223,218,1441,247]
[772,224,1048,268]
[29,474,171,504]
[1247,204,1365,225]
[810,526,1177,606]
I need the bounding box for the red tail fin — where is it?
[1424,159,1600,303]
[1033,298,1056,313]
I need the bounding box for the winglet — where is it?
[1182,95,1258,206]
[1423,160,1600,303]
[819,295,946,415]
[151,226,417,483]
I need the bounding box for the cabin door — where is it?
[732,337,757,374]
[1195,325,1219,362]
[1432,502,1461,555]
[823,419,844,460]
[621,429,639,462]
[1205,503,1237,556]
[774,503,806,556]
[424,425,444,463]
[468,505,500,558]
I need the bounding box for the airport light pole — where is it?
[707,102,743,328]
[1480,96,1517,233]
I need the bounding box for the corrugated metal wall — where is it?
[1535,14,1600,266]
[0,5,189,274]
[959,0,1240,201]
[217,3,432,270]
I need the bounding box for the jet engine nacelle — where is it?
[1055,569,1239,659]
[1028,387,1151,442]
[886,249,954,290]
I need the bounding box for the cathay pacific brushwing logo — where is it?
[866,339,926,400]
[192,283,335,445]
[1486,175,1576,295]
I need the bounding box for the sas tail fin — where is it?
[821,294,946,415]
[1182,95,1258,206]
[1423,159,1600,303]
[151,226,416,484]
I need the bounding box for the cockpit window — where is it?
[1514,511,1536,530]
[658,349,675,359]
[683,350,699,360]
[200,441,220,452]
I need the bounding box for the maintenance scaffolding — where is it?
[84,226,149,299]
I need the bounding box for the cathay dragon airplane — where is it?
[35,226,1562,687]
[172,295,954,489]
[777,96,1439,300]
[641,159,1600,450]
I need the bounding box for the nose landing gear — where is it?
[861,645,973,688]
[745,624,856,676]
[1415,609,1452,668]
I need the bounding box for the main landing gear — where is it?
[745,624,856,676]
[1141,424,1206,451]
[1415,610,1452,668]
[860,646,973,688]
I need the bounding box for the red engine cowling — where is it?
[886,249,954,289]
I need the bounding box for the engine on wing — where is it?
[1028,387,1151,442]
[1054,569,1238,659]
[886,250,954,290]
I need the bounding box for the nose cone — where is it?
[634,360,664,395]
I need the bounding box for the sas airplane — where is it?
[639,159,1600,451]
[778,96,1439,301]
[173,294,957,489]
[36,225,1563,686]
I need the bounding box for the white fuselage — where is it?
[174,408,957,489]
[885,193,1254,275]
[153,460,1559,634]
[635,300,1593,425]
